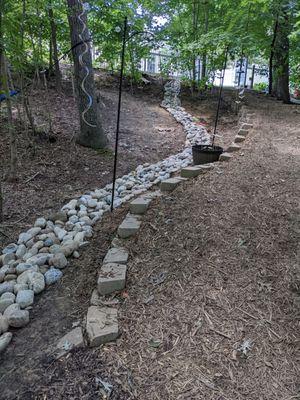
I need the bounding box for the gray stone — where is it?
[16,263,34,275]
[0,298,15,313]
[0,332,12,353]
[4,274,17,282]
[240,123,253,130]
[129,198,151,214]
[4,303,29,328]
[34,217,47,228]
[219,152,233,162]
[27,227,41,237]
[103,248,128,265]
[97,263,127,295]
[160,177,184,192]
[49,211,68,222]
[44,268,63,285]
[227,143,241,153]
[1,292,15,301]
[0,315,9,334]
[49,244,62,254]
[0,282,15,296]
[86,306,119,347]
[54,226,67,241]
[234,135,246,143]
[23,248,38,261]
[26,253,50,266]
[117,215,141,239]
[2,244,18,255]
[18,232,32,245]
[16,290,34,308]
[17,267,39,284]
[90,289,102,306]
[49,253,68,269]
[56,327,84,356]
[2,253,15,265]
[27,272,45,294]
[181,165,211,178]
[16,244,27,259]
[14,284,29,294]
[238,129,249,137]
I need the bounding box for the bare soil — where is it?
[1,86,299,400]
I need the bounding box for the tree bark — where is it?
[269,15,279,95]
[48,0,62,90]
[274,10,290,103]
[66,0,107,149]
[201,0,209,80]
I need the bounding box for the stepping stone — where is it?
[103,247,128,264]
[238,129,249,137]
[160,177,185,192]
[181,164,212,178]
[86,306,118,347]
[234,135,246,143]
[97,263,127,295]
[117,215,141,238]
[227,143,241,153]
[56,327,84,357]
[219,152,232,162]
[130,197,151,215]
[240,123,253,130]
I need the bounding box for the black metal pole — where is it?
[111,17,127,212]
[212,47,229,147]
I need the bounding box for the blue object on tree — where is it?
[0,90,19,102]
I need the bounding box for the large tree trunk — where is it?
[48,0,62,90]
[66,0,107,149]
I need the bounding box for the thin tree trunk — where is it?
[269,15,279,95]
[66,0,107,149]
[49,37,54,75]
[1,54,17,181]
[48,0,62,90]
[275,10,290,103]
[201,0,209,80]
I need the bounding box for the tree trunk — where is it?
[66,0,107,149]
[269,15,279,95]
[0,54,17,181]
[201,1,209,80]
[274,10,290,103]
[48,0,62,90]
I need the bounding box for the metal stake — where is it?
[111,17,128,212]
[212,47,229,147]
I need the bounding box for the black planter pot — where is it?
[192,145,223,165]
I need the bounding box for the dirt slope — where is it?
[0,92,299,399]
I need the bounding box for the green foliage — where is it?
[254,82,268,92]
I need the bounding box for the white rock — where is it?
[0,282,15,296]
[18,232,32,245]
[0,315,9,334]
[34,218,47,228]
[17,267,39,285]
[49,253,68,269]
[4,304,29,328]
[14,284,29,294]
[27,272,45,294]
[54,226,67,241]
[62,199,78,210]
[0,332,12,352]
[26,253,50,266]
[16,244,27,259]
[16,290,34,308]
[27,227,42,237]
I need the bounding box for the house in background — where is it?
[140,52,269,88]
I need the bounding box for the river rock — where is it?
[4,304,29,328]
[54,226,67,241]
[49,253,68,269]
[34,217,47,228]
[2,244,18,255]
[16,290,34,308]
[26,253,50,266]
[27,272,45,294]
[0,315,9,334]
[0,332,12,353]
[23,247,38,261]
[0,282,15,296]
[16,266,39,284]
[14,284,29,294]
[4,274,17,282]
[16,244,27,259]
[49,211,68,222]
[18,232,32,245]
[16,263,34,275]
[0,297,15,313]
[62,200,77,211]
[2,253,16,265]
[44,268,63,285]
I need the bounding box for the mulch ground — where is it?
[1,89,299,399]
